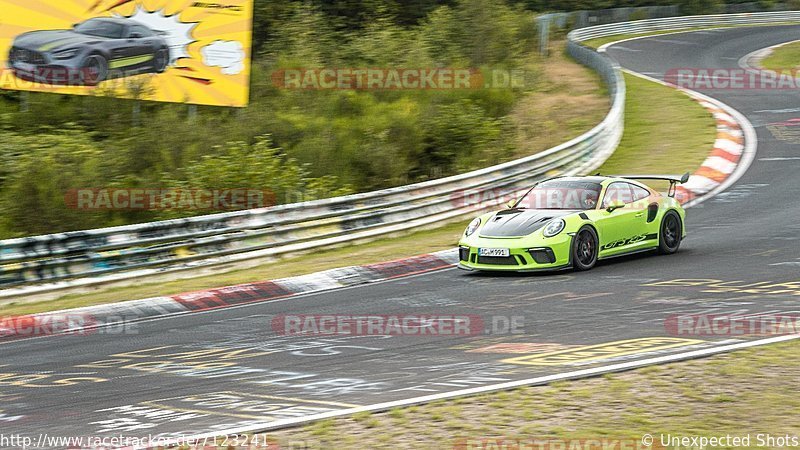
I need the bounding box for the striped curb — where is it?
[674,94,746,205]
[0,249,459,341]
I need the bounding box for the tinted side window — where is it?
[630,184,651,202]
[602,182,634,207]
[130,25,154,37]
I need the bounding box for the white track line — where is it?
[145,334,800,449]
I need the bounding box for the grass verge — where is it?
[760,40,800,71]
[265,339,800,448]
[0,44,715,316]
[596,72,716,180]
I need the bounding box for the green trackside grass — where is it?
[0,46,715,316]
[264,339,800,448]
[760,41,800,72]
[596,72,716,183]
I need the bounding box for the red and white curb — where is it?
[613,68,756,209]
[674,92,747,205]
[0,249,459,342]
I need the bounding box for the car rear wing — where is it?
[612,172,691,197]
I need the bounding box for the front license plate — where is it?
[478,248,510,257]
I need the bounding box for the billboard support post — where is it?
[133,101,141,127]
[188,104,197,122]
[20,91,29,112]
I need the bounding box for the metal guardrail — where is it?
[568,11,800,41]
[6,9,797,295]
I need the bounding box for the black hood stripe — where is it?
[479,209,578,238]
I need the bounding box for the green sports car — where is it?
[457,174,690,272]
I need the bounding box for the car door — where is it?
[629,182,660,243]
[114,25,156,72]
[596,182,648,255]
[107,24,139,74]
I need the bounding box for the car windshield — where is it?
[74,19,124,39]
[514,180,602,210]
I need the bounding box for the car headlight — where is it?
[464,218,481,237]
[53,48,79,59]
[543,218,565,237]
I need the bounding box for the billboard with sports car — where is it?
[0,0,253,107]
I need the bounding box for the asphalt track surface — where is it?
[3,26,800,446]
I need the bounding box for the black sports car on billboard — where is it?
[7,17,170,86]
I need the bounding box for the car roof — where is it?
[542,176,653,189]
[84,17,135,26]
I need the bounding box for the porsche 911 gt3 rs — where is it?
[457,173,690,272]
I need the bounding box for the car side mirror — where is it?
[129,32,143,39]
[73,23,80,29]
[605,200,625,213]
[506,199,516,209]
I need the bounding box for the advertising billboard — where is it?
[0,0,253,107]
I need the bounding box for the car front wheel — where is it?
[572,226,598,271]
[83,54,108,85]
[154,48,169,73]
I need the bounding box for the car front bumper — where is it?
[10,63,89,85]
[457,233,573,272]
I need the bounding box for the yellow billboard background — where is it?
[0,0,253,107]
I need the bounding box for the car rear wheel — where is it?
[658,211,682,254]
[572,226,598,271]
[154,48,169,73]
[83,54,108,85]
